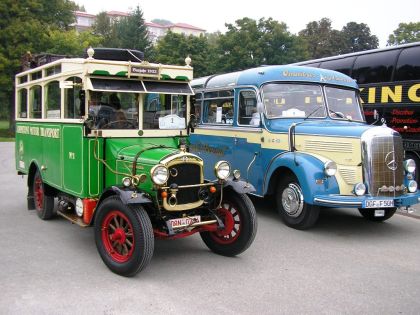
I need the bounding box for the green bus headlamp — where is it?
[215,161,231,180]
[151,164,169,185]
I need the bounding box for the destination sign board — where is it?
[130,66,159,76]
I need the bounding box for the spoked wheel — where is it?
[276,175,320,229]
[94,196,154,277]
[200,190,257,256]
[358,208,397,222]
[33,170,54,220]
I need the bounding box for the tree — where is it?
[217,18,263,72]
[341,22,378,53]
[112,6,153,57]
[154,31,213,77]
[387,22,420,45]
[258,18,309,65]
[44,30,102,56]
[75,4,86,11]
[0,0,96,131]
[92,12,116,46]
[215,17,309,72]
[298,18,343,59]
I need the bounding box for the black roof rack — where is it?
[83,48,144,62]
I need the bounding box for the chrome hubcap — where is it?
[281,183,304,217]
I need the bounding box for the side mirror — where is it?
[187,114,197,135]
[79,90,86,116]
[84,118,95,132]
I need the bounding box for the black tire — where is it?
[276,175,320,229]
[358,207,397,222]
[33,170,55,220]
[200,190,257,257]
[94,196,154,277]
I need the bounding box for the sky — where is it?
[78,0,420,47]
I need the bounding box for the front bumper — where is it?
[313,191,420,208]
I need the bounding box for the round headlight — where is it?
[151,165,169,185]
[215,161,231,180]
[122,177,132,187]
[354,183,366,196]
[408,180,418,193]
[75,198,84,217]
[324,161,337,177]
[404,159,416,174]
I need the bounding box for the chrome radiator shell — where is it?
[361,126,405,197]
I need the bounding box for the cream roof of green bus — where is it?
[15,57,193,83]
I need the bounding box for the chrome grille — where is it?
[361,126,404,197]
[167,163,201,204]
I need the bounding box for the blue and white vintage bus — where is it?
[189,65,420,229]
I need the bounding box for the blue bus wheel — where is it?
[276,175,319,229]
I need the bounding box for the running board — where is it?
[57,211,89,227]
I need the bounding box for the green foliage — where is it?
[98,6,153,57]
[0,120,14,141]
[44,30,102,56]
[341,22,378,53]
[299,18,379,58]
[299,18,342,59]
[387,22,420,45]
[216,17,308,72]
[154,32,214,77]
[92,12,114,44]
[217,18,263,72]
[258,18,309,65]
[0,0,94,128]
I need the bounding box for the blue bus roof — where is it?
[192,65,358,90]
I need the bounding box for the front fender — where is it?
[224,178,256,194]
[264,152,340,204]
[98,186,153,206]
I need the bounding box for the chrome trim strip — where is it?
[314,197,362,206]
[196,125,262,133]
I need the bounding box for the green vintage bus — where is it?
[15,48,257,276]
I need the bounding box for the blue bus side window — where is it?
[238,90,258,126]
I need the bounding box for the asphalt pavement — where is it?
[1,142,420,314]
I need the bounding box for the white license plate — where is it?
[364,200,394,209]
[168,215,201,228]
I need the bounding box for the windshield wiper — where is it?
[328,109,352,122]
[303,106,323,120]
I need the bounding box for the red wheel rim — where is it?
[101,210,135,263]
[211,202,241,244]
[34,174,44,212]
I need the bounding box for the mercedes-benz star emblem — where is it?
[385,151,397,171]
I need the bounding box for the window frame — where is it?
[201,89,235,126]
[237,88,260,127]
